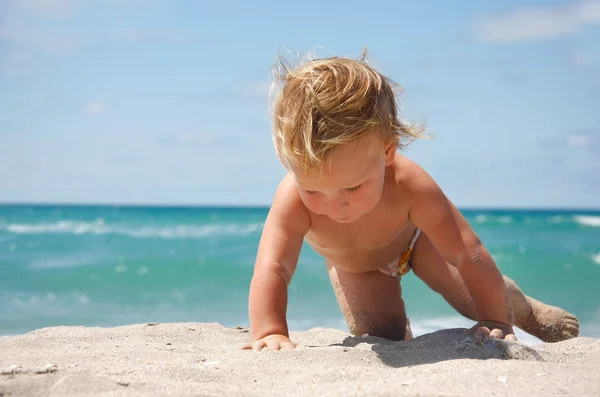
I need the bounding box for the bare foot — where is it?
[516,296,580,343]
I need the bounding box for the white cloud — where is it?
[5,0,160,18]
[158,134,209,145]
[0,15,192,62]
[0,23,84,55]
[84,101,107,115]
[569,51,594,67]
[474,0,600,44]
[156,133,238,147]
[567,135,589,147]
[6,0,82,18]
[109,29,192,45]
[242,81,272,98]
[0,26,191,59]
[568,134,589,147]
[1,0,181,48]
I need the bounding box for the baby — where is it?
[244,50,579,351]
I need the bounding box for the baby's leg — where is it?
[326,261,411,341]
[409,233,579,343]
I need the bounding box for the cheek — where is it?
[354,192,377,209]
[300,195,325,214]
[351,185,383,212]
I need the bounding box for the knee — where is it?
[347,312,407,341]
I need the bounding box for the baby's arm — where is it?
[407,168,512,328]
[246,174,310,350]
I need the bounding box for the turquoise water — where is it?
[1,205,599,343]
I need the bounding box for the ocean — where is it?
[1,204,599,344]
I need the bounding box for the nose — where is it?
[325,196,348,217]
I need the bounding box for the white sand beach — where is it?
[1,323,599,396]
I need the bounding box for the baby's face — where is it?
[293,138,394,223]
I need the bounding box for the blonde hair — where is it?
[269,48,426,172]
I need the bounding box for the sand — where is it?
[1,323,599,397]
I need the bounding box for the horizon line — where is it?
[1,201,599,212]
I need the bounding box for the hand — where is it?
[467,321,518,342]
[241,334,297,351]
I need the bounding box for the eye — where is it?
[346,184,362,193]
[305,190,318,196]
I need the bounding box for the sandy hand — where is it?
[503,277,580,343]
[242,334,297,351]
[467,321,518,342]
[517,296,580,343]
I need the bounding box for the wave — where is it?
[0,220,264,239]
[29,255,100,270]
[471,213,600,227]
[472,215,515,225]
[573,215,600,227]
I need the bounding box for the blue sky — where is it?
[1,0,599,208]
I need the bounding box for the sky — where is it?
[1,0,599,208]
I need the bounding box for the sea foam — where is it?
[573,215,600,227]
[2,220,264,239]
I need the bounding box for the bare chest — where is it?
[305,205,413,256]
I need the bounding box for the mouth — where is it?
[332,216,351,223]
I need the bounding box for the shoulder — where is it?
[267,172,310,231]
[388,153,452,221]
[390,154,441,198]
[275,173,306,209]
[389,154,458,230]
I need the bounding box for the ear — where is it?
[384,142,396,166]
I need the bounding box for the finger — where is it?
[280,341,297,350]
[489,329,505,339]
[474,327,491,338]
[505,333,518,342]
[252,340,266,352]
[265,339,281,351]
